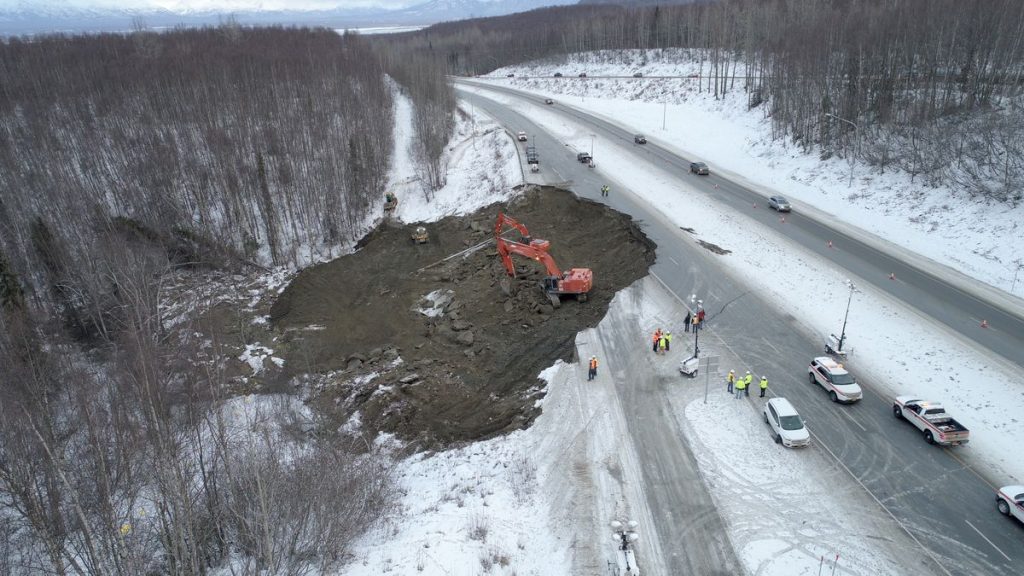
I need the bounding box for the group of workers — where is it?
[651,328,672,354]
[727,370,769,398]
[683,309,706,332]
[585,313,771,401]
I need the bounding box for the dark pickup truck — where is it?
[576,151,592,163]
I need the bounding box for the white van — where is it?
[763,398,810,448]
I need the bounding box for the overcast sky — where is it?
[0,1,430,11]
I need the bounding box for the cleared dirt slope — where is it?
[270,186,655,447]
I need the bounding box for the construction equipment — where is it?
[411,226,429,244]
[494,213,593,305]
[384,192,398,215]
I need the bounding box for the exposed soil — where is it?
[269,186,655,448]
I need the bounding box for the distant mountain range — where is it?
[0,0,578,36]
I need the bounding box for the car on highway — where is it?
[689,162,710,175]
[576,151,593,163]
[516,131,527,142]
[634,134,647,144]
[808,357,862,403]
[764,398,810,447]
[506,73,515,78]
[578,72,587,78]
[633,72,643,78]
[769,195,792,212]
[997,486,1024,523]
[893,396,970,446]
[544,98,554,105]
[554,72,563,77]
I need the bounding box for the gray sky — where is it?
[0,1,428,11]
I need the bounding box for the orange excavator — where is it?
[494,213,593,304]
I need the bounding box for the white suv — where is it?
[808,357,863,403]
[517,131,527,142]
[764,398,810,448]
[997,486,1024,523]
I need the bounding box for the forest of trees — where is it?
[0,26,414,574]
[386,0,1024,203]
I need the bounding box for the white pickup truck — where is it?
[892,396,970,446]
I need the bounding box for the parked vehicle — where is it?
[634,134,647,144]
[577,151,593,163]
[517,131,528,142]
[506,73,515,78]
[893,396,970,445]
[996,486,1024,523]
[554,72,563,77]
[808,357,862,403]
[544,98,554,105]
[578,72,587,78]
[633,72,643,78]
[526,145,539,165]
[689,162,710,175]
[764,398,811,447]
[769,195,792,212]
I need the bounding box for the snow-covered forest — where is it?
[390,0,1024,204]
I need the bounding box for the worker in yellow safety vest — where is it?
[759,376,769,398]
[744,371,753,398]
[727,370,735,393]
[734,375,746,399]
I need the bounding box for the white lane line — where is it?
[837,406,868,432]
[650,271,954,575]
[668,256,679,267]
[965,519,1011,562]
[812,435,955,576]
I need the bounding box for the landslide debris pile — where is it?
[270,186,655,447]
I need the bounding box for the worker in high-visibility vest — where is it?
[759,376,769,398]
[734,375,746,399]
[727,370,736,393]
[744,371,753,398]
[588,356,599,381]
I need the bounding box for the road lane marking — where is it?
[965,519,1011,562]
[668,256,679,267]
[652,268,954,573]
[836,406,868,432]
[812,435,955,576]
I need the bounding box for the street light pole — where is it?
[825,113,858,188]
[590,134,595,157]
[837,281,856,353]
[690,295,703,358]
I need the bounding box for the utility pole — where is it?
[662,101,667,131]
[837,280,856,353]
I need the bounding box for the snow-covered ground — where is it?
[484,48,1024,299]
[461,57,1024,487]
[324,55,1024,576]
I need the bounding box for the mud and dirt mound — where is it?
[270,186,655,448]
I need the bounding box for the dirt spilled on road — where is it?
[269,186,655,448]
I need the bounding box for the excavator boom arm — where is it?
[496,238,564,278]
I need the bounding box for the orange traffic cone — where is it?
[981,319,989,328]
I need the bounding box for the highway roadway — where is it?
[457,82,1024,576]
